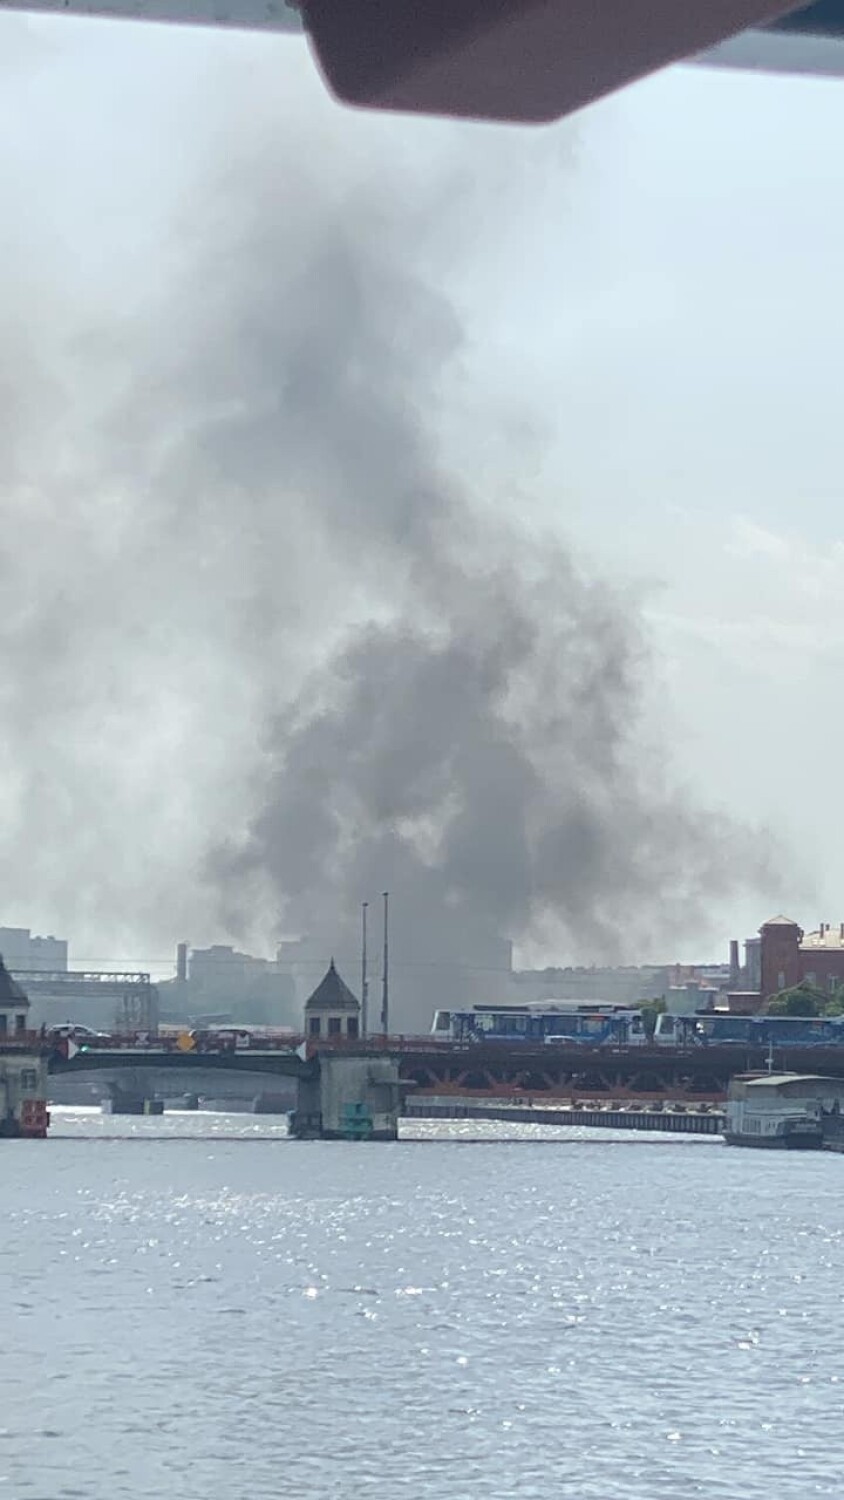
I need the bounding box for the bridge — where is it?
[12,1032,844,1139]
[47,1033,844,1100]
[50,1033,844,1105]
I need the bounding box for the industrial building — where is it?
[759,916,844,1004]
[0,928,68,974]
[158,943,298,1028]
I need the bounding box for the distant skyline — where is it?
[0,15,843,970]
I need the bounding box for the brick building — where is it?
[759,915,844,1003]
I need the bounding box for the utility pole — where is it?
[381,890,389,1036]
[361,901,369,1036]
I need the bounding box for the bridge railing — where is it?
[0,1031,51,1049]
[304,1034,467,1058]
[38,1029,463,1062]
[47,1030,310,1059]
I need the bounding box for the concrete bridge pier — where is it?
[102,1076,164,1116]
[290,1053,402,1140]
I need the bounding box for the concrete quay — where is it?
[405,1096,726,1135]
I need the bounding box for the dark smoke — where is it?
[0,39,775,1014]
[172,106,772,1025]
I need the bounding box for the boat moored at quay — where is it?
[724,1073,844,1149]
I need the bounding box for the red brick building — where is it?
[759,915,844,1003]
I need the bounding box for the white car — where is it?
[47,1023,107,1041]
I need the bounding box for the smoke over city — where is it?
[0,35,776,1020]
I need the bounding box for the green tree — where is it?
[640,997,666,1040]
[766,981,827,1017]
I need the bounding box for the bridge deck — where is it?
[22,1034,844,1099]
[49,1047,312,1079]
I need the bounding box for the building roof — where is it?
[759,914,801,930]
[304,959,360,1013]
[0,956,28,1009]
[742,1074,834,1086]
[801,924,844,951]
[732,1073,844,1092]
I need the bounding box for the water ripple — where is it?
[1,1109,842,1497]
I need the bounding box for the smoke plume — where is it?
[0,35,774,1019]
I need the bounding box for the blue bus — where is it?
[430,1002,646,1046]
[655,1012,844,1048]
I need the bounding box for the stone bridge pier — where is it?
[102,1070,163,1116]
[291,1053,403,1140]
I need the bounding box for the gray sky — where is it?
[0,12,841,973]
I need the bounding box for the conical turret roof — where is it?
[304,959,360,1013]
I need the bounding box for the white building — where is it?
[0,927,68,973]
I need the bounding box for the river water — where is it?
[4,1108,843,1499]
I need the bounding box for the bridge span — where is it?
[394,1040,844,1104]
[44,1033,844,1107]
[50,1041,312,1082]
[43,1035,401,1139]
